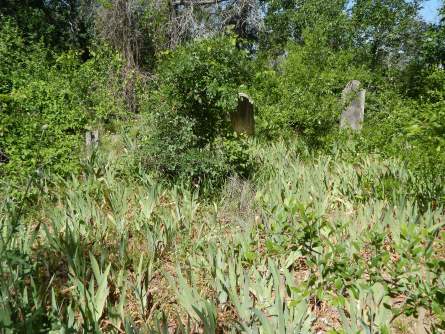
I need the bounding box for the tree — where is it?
[0,0,95,52]
[351,0,425,70]
[167,0,263,46]
[425,4,445,67]
[260,0,351,53]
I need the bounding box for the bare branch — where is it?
[172,0,231,6]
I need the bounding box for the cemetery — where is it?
[1,1,444,333]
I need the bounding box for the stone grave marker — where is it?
[231,93,255,135]
[340,80,365,131]
[0,149,9,164]
[85,130,99,149]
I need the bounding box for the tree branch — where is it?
[172,0,232,7]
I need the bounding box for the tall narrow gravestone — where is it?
[231,93,255,135]
[340,80,365,131]
[85,130,99,150]
[0,149,9,164]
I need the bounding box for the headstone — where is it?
[0,149,9,164]
[85,130,99,149]
[340,80,365,131]
[231,93,255,135]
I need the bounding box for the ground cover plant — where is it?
[1,142,444,333]
[1,0,445,333]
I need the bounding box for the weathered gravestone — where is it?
[0,149,9,164]
[231,93,255,135]
[85,130,99,149]
[340,80,365,131]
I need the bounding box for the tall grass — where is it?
[0,141,444,333]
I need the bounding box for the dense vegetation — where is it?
[1,0,444,333]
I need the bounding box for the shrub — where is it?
[0,50,87,179]
[324,87,445,205]
[253,30,371,146]
[0,19,124,182]
[155,34,252,146]
[138,35,254,185]
[215,134,255,179]
[138,96,254,188]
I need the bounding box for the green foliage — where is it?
[137,35,254,185]
[0,54,85,179]
[138,97,228,186]
[254,25,444,202]
[0,0,95,51]
[1,1,445,333]
[336,82,445,204]
[156,35,252,145]
[254,34,370,145]
[261,0,351,52]
[0,17,24,95]
[0,19,124,182]
[215,134,254,178]
[137,101,254,187]
[1,142,444,332]
[338,281,392,334]
[351,0,423,70]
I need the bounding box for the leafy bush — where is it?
[322,85,445,204]
[253,28,444,202]
[138,35,254,185]
[253,30,370,146]
[155,34,252,145]
[214,134,254,178]
[138,98,254,187]
[138,99,227,185]
[0,19,124,182]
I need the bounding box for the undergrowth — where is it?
[1,141,444,333]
